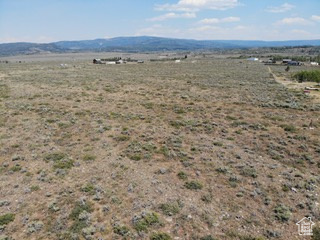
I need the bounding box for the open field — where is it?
[0,55,319,240]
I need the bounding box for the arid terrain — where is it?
[0,54,319,240]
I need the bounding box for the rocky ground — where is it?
[0,57,319,240]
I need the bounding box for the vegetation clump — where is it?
[82,154,96,162]
[274,204,291,222]
[69,201,93,233]
[160,201,182,216]
[177,171,188,180]
[0,213,15,225]
[134,212,161,232]
[150,232,172,240]
[185,181,203,190]
[293,70,320,83]
[113,225,130,236]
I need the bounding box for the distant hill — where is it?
[1,36,320,56]
[0,42,64,56]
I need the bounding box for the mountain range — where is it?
[1,36,320,56]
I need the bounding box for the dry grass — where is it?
[0,55,319,240]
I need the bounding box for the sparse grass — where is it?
[0,84,9,99]
[200,236,216,240]
[44,152,66,162]
[30,185,40,191]
[114,135,130,142]
[53,159,74,169]
[82,154,96,162]
[1,56,319,240]
[81,183,95,195]
[240,167,257,178]
[10,165,22,172]
[280,124,297,132]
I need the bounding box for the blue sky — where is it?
[0,0,319,43]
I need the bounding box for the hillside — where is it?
[1,36,320,56]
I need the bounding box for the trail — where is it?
[268,66,320,103]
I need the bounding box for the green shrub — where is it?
[293,70,320,83]
[200,236,216,240]
[312,225,320,240]
[280,124,296,133]
[114,225,130,236]
[81,183,95,195]
[31,185,40,191]
[69,201,93,233]
[185,181,203,190]
[0,213,15,225]
[82,154,96,162]
[160,202,181,216]
[114,135,130,142]
[150,232,172,240]
[177,171,188,180]
[240,167,257,178]
[10,165,22,172]
[274,204,291,222]
[53,159,74,169]
[134,212,160,232]
[44,152,66,162]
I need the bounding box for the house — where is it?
[247,57,259,61]
[296,217,315,236]
[116,60,125,64]
[282,59,292,64]
[93,59,103,64]
[288,61,302,66]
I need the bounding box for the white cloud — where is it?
[155,0,240,12]
[266,3,295,13]
[276,17,312,25]
[135,24,182,37]
[190,25,220,32]
[199,16,240,24]
[148,12,196,21]
[187,25,252,39]
[290,29,310,35]
[311,15,320,22]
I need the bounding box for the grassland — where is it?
[0,55,319,240]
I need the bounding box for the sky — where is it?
[0,0,320,43]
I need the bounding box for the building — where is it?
[288,61,302,66]
[282,59,292,64]
[93,59,103,64]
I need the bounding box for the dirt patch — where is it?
[268,66,320,103]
